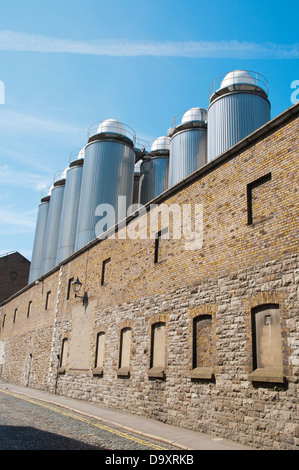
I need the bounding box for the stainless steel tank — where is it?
[40,171,66,275]
[169,108,207,187]
[28,191,51,283]
[56,150,84,264]
[75,119,135,250]
[132,169,140,205]
[139,136,170,205]
[208,70,271,161]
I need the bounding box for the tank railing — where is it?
[168,108,209,133]
[135,137,152,152]
[170,109,207,130]
[69,148,85,164]
[40,187,51,199]
[136,137,172,154]
[209,70,269,100]
[87,121,136,143]
[171,110,186,130]
[53,169,67,184]
[136,137,170,152]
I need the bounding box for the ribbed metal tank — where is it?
[139,136,170,205]
[75,119,135,250]
[207,70,271,161]
[40,171,66,275]
[28,191,51,283]
[56,149,85,264]
[132,169,140,205]
[169,108,207,187]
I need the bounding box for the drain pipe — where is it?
[26,353,32,387]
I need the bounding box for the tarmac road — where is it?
[0,387,179,451]
[0,381,253,453]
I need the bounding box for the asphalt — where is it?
[0,381,254,451]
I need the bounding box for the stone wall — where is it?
[50,253,298,449]
[0,105,298,450]
[0,252,30,304]
[0,270,60,389]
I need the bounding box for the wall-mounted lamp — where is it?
[72,277,88,306]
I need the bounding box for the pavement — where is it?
[0,381,254,451]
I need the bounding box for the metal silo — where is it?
[28,190,51,284]
[139,136,170,205]
[56,149,85,264]
[40,170,66,275]
[207,70,271,161]
[75,119,136,250]
[169,107,207,187]
[132,168,140,205]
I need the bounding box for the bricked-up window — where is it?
[101,258,111,286]
[251,304,283,374]
[118,327,132,377]
[193,315,213,369]
[27,301,32,318]
[45,291,51,310]
[13,308,17,323]
[60,337,68,369]
[247,172,272,225]
[67,277,74,300]
[154,227,168,264]
[149,322,166,378]
[95,332,105,371]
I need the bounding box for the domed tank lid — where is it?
[181,107,207,124]
[209,69,268,103]
[69,147,85,167]
[150,136,170,152]
[78,147,85,159]
[220,70,256,88]
[62,167,68,179]
[88,119,136,147]
[97,119,127,137]
[53,168,67,187]
[40,187,51,202]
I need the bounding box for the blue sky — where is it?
[0,0,298,261]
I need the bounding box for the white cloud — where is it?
[0,109,84,136]
[0,165,51,191]
[0,30,298,59]
[0,146,56,174]
[0,206,37,234]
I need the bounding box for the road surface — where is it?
[0,387,180,451]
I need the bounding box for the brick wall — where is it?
[0,270,60,389]
[0,252,30,304]
[0,104,298,449]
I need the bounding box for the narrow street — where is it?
[0,388,179,451]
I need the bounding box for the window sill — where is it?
[189,367,214,380]
[147,367,165,379]
[117,367,130,378]
[92,367,103,376]
[248,368,285,383]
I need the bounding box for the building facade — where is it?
[0,252,30,304]
[0,103,298,450]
